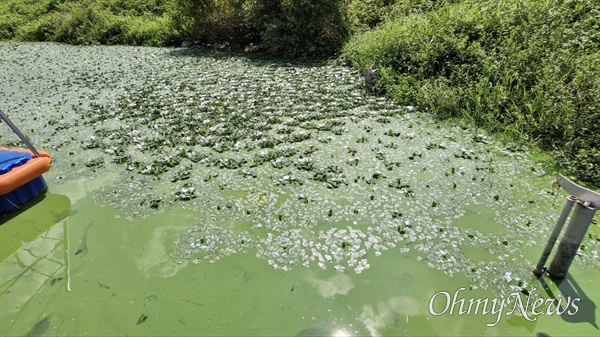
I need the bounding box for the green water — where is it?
[1,42,599,336]
[2,187,598,336]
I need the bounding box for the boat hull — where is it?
[0,147,52,212]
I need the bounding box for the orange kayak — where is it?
[0,147,51,196]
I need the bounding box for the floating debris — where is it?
[137,314,148,325]
[1,43,595,298]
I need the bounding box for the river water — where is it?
[0,42,598,336]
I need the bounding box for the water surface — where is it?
[1,42,598,336]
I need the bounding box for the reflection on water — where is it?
[306,273,355,298]
[135,223,190,278]
[0,193,71,260]
[296,327,331,336]
[24,315,51,337]
[0,192,71,321]
[361,295,422,336]
[0,188,598,336]
[0,208,67,316]
[295,327,352,337]
[539,273,599,329]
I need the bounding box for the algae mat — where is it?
[0,42,599,336]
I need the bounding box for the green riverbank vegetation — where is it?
[1,0,598,187]
[0,0,179,46]
[0,0,348,53]
[343,0,600,188]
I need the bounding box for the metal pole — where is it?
[0,109,40,157]
[532,195,577,275]
[547,200,598,279]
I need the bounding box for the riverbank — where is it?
[1,0,598,187]
[343,0,600,188]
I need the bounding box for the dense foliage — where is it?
[0,0,179,46]
[174,0,347,55]
[344,0,600,187]
[0,0,598,186]
[0,0,348,55]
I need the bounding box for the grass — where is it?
[0,0,348,55]
[343,0,600,187]
[0,0,180,46]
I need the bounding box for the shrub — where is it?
[14,14,56,41]
[123,15,180,46]
[249,0,348,55]
[1,0,180,46]
[49,3,112,45]
[343,0,600,187]
[99,0,170,16]
[173,0,249,44]
[173,0,348,55]
[1,0,56,40]
[345,0,459,33]
[0,14,22,40]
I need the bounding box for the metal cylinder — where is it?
[547,200,598,279]
[532,195,577,275]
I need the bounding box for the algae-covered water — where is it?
[1,42,599,336]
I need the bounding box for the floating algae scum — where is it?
[0,43,599,336]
